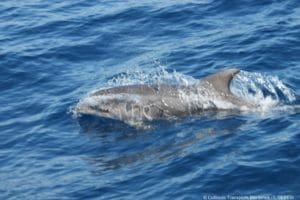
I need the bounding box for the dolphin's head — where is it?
[75,94,110,117]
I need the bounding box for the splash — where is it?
[231,70,296,111]
[106,65,197,87]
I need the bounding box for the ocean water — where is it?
[1,0,300,199]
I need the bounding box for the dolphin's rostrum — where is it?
[76,68,252,124]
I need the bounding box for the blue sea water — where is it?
[1,0,300,199]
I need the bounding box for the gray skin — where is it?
[76,68,253,123]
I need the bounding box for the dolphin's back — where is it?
[200,68,240,95]
[90,84,179,97]
[199,68,253,107]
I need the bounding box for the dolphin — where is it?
[76,68,253,124]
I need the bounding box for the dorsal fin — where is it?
[201,68,240,95]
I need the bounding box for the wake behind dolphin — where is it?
[75,68,296,126]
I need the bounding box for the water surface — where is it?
[1,0,300,199]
